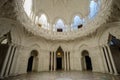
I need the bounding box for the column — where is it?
[54,52,56,71]
[100,46,108,73]
[65,51,67,70]
[51,52,53,71]
[9,46,17,75]
[67,52,69,71]
[5,45,16,77]
[64,52,66,71]
[0,45,12,78]
[68,52,70,70]
[103,46,113,74]
[106,45,118,75]
[49,52,51,71]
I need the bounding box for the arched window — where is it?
[24,0,32,16]
[71,16,83,30]
[56,19,65,28]
[1,39,8,44]
[0,32,11,44]
[108,34,120,46]
[88,0,100,19]
[55,19,65,32]
[38,14,48,29]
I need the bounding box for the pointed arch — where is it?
[88,0,100,19]
[50,43,68,51]
[56,19,65,28]
[54,19,65,32]
[71,15,83,30]
[38,13,49,29]
[56,46,64,53]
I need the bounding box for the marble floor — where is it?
[1,71,120,80]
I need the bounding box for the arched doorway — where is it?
[27,56,33,72]
[81,50,92,71]
[56,46,64,70]
[27,50,38,72]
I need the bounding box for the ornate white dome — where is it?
[0,0,116,40]
[23,0,100,31]
[20,0,114,40]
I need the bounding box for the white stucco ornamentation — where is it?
[18,0,114,40]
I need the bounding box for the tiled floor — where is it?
[1,71,120,80]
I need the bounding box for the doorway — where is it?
[56,46,64,70]
[85,56,92,70]
[27,50,38,72]
[82,50,92,71]
[27,56,33,72]
[56,57,62,70]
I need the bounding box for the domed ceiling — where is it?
[21,0,113,40]
[29,0,90,23]
[0,0,119,41]
[24,0,100,30]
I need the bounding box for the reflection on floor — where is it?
[1,71,120,80]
